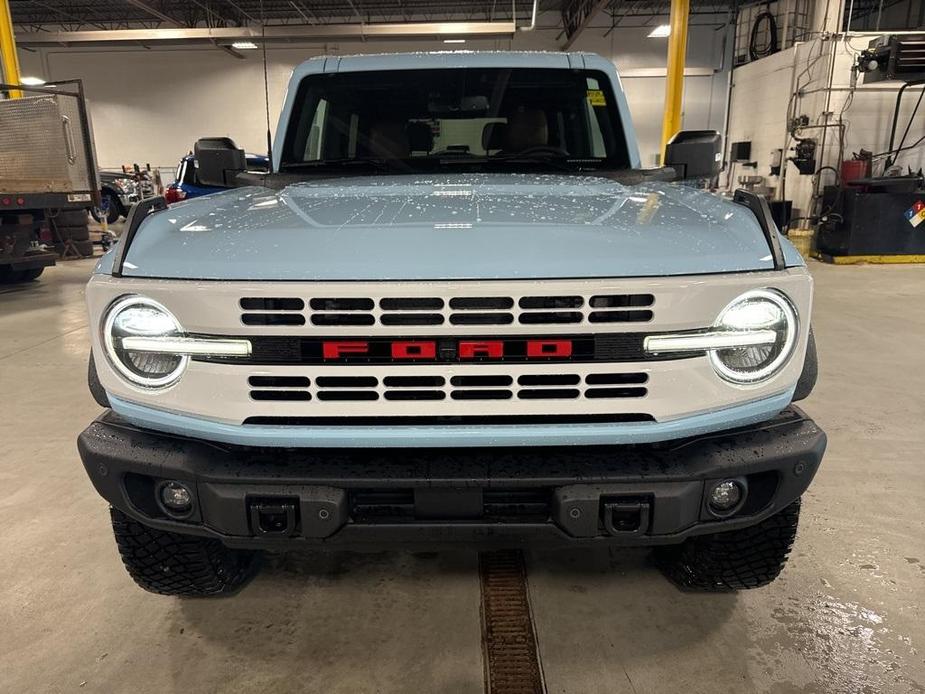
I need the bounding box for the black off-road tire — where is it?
[54,224,91,242]
[18,267,44,282]
[792,328,817,402]
[0,267,24,283]
[55,209,90,226]
[54,239,95,257]
[90,193,122,224]
[654,499,801,591]
[110,508,259,597]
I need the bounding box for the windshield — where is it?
[280,68,631,173]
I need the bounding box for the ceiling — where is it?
[10,1,738,32]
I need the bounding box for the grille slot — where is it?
[380,297,444,310]
[380,313,444,326]
[588,310,653,323]
[590,294,654,308]
[248,376,310,388]
[517,374,580,386]
[585,387,648,398]
[517,388,580,399]
[317,391,379,401]
[316,376,377,388]
[450,313,514,325]
[585,373,648,385]
[383,376,445,388]
[242,313,305,326]
[519,311,583,324]
[483,489,551,520]
[310,298,374,311]
[451,375,513,387]
[384,390,446,401]
[311,314,375,326]
[449,297,514,310]
[250,390,312,401]
[519,296,583,309]
[451,389,513,400]
[240,297,304,311]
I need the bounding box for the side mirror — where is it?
[664,130,722,180]
[194,137,246,187]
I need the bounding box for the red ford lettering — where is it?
[458,340,504,359]
[526,339,573,358]
[391,341,437,359]
[323,341,369,359]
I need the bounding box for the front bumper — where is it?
[78,408,826,550]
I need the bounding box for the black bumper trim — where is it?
[77,408,826,549]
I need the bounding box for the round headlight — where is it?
[709,289,798,384]
[103,296,188,388]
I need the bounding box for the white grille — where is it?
[248,371,648,403]
[239,292,654,328]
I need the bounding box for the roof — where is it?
[292,50,615,76]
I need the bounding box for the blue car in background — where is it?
[164,152,269,203]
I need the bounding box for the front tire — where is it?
[654,499,801,591]
[110,508,258,596]
[90,194,122,224]
[18,267,44,282]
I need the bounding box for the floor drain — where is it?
[479,550,545,694]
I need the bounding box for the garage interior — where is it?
[1,1,923,693]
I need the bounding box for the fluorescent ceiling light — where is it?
[19,76,46,85]
[443,38,466,44]
[647,25,671,38]
[231,41,259,49]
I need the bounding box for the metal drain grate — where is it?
[479,550,545,694]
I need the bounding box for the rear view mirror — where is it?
[665,130,722,180]
[194,137,246,187]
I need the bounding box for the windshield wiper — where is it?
[482,154,588,173]
[280,158,397,171]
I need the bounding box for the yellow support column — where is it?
[0,0,21,98]
[660,0,690,160]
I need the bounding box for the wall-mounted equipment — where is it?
[789,139,817,175]
[730,141,752,162]
[858,34,925,84]
[770,149,783,176]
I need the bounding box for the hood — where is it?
[111,174,798,280]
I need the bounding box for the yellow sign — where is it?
[587,90,606,107]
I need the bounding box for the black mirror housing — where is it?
[194,137,246,187]
[665,130,723,180]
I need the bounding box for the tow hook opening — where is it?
[249,499,299,537]
[600,498,651,536]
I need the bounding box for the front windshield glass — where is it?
[280,68,631,172]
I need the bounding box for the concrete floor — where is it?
[1,258,923,694]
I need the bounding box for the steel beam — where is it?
[14,21,518,47]
[0,0,21,97]
[660,0,690,159]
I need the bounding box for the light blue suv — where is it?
[79,51,824,596]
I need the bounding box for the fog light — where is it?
[159,481,193,513]
[709,480,743,512]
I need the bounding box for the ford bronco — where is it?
[78,52,825,596]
